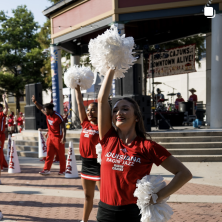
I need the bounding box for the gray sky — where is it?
[0,0,52,26]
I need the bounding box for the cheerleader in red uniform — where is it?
[0,94,8,178]
[8,114,14,134]
[96,68,192,222]
[17,112,23,133]
[75,85,100,222]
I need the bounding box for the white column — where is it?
[210,14,222,128]
[70,54,80,126]
[50,44,63,114]
[206,33,211,125]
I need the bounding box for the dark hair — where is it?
[43,103,55,110]
[0,104,3,109]
[89,102,98,107]
[113,97,151,140]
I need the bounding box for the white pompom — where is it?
[88,26,137,79]
[95,143,102,164]
[134,175,173,222]
[64,66,94,90]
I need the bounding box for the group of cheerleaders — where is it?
[77,68,192,222]
[5,111,25,135]
[0,111,25,172]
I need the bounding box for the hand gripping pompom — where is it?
[134,175,173,222]
[88,26,137,79]
[95,143,102,164]
[64,66,94,90]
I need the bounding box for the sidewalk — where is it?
[0,157,222,221]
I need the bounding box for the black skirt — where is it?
[97,201,141,222]
[81,157,101,181]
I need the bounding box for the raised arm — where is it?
[31,95,45,115]
[75,85,87,123]
[2,93,8,115]
[97,68,115,140]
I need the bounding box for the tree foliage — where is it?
[47,0,61,4]
[0,5,49,110]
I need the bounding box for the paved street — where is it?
[0,157,222,222]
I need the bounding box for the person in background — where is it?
[188,88,198,113]
[63,110,68,124]
[13,110,18,133]
[32,95,66,175]
[0,93,8,184]
[8,114,14,134]
[17,112,24,133]
[156,88,165,100]
[175,93,185,110]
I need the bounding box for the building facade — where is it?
[43,0,222,128]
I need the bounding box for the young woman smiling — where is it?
[75,85,100,222]
[97,68,192,222]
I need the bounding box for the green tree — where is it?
[0,5,49,111]
[47,0,61,3]
[37,19,52,87]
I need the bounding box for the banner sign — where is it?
[51,45,60,113]
[148,44,196,78]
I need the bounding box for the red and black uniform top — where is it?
[8,116,14,127]
[79,118,99,159]
[0,112,6,135]
[100,127,171,206]
[17,117,23,126]
[46,111,64,137]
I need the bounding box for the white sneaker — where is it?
[39,170,50,175]
[0,211,3,220]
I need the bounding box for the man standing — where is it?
[188,88,198,114]
[0,93,8,184]
[175,92,185,110]
[32,95,66,175]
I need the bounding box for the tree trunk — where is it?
[16,93,20,112]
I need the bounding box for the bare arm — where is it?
[60,121,66,144]
[32,95,45,115]
[152,156,192,204]
[75,85,87,123]
[38,128,48,132]
[2,93,8,115]
[97,68,115,140]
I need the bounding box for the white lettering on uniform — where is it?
[82,128,99,136]
[48,119,53,125]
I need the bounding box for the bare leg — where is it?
[96,181,100,191]
[81,178,97,222]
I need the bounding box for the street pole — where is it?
[152,53,155,107]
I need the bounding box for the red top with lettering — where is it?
[189,94,197,105]
[79,118,99,158]
[17,117,23,126]
[0,112,6,134]
[8,118,14,127]
[46,111,64,137]
[100,127,171,206]
[175,98,185,110]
